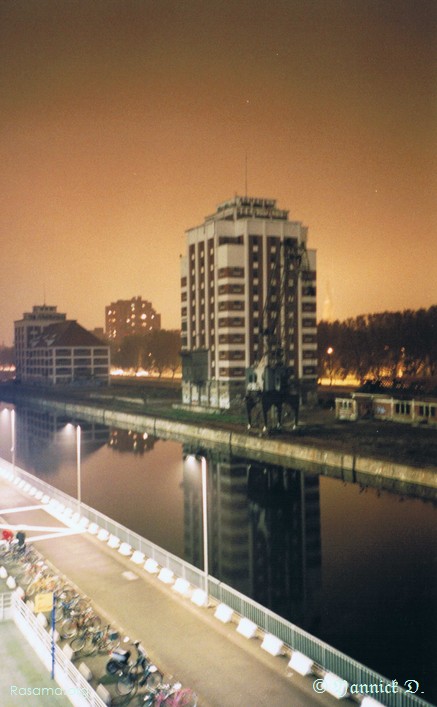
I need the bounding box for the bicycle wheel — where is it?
[165,688,197,707]
[54,604,66,623]
[145,668,163,690]
[70,635,87,653]
[5,551,23,570]
[74,597,90,613]
[83,613,101,632]
[116,673,138,697]
[14,568,34,587]
[26,580,40,597]
[61,617,78,639]
[58,586,78,603]
[80,634,98,657]
[98,634,120,654]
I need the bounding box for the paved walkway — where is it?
[0,621,72,707]
[0,476,341,707]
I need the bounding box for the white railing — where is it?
[0,592,106,707]
[0,590,13,620]
[0,457,431,707]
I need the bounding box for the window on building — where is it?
[395,402,411,415]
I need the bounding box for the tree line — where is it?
[317,306,437,384]
[111,329,181,377]
[3,306,436,385]
[0,346,14,365]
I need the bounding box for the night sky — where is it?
[1,0,436,345]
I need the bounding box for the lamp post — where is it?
[76,424,81,508]
[11,408,16,474]
[67,423,82,509]
[327,347,334,386]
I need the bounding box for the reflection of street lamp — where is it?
[1,406,16,473]
[185,453,209,593]
[200,454,208,593]
[67,423,81,508]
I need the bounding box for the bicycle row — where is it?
[105,639,197,705]
[1,540,198,706]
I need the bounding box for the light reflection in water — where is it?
[0,401,436,701]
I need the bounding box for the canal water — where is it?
[1,401,436,703]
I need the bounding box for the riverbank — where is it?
[1,382,436,498]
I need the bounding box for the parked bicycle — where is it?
[117,658,162,696]
[1,540,38,568]
[14,559,46,587]
[26,570,64,598]
[54,590,90,624]
[143,682,197,706]
[70,624,120,656]
[107,640,146,676]
[106,641,163,696]
[60,606,101,639]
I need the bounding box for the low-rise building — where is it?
[14,306,110,385]
[14,305,67,383]
[335,392,437,426]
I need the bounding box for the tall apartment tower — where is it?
[180,196,317,409]
[105,297,161,343]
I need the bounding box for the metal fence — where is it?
[207,578,431,707]
[0,590,12,620]
[0,458,431,707]
[10,591,107,707]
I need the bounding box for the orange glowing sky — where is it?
[1,0,436,345]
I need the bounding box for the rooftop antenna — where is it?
[245,152,248,197]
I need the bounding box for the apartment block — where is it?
[180,196,317,408]
[105,297,161,343]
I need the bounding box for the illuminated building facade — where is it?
[180,196,317,408]
[14,306,110,385]
[14,305,67,382]
[105,297,161,343]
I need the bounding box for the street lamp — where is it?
[327,347,334,386]
[11,408,15,474]
[67,423,81,508]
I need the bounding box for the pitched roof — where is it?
[31,321,109,349]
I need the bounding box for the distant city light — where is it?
[110,367,149,377]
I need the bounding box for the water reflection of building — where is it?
[247,463,321,632]
[108,429,156,454]
[182,448,321,631]
[14,405,108,474]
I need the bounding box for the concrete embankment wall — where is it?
[24,397,437,494]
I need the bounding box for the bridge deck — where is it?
[0,476,339,707]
